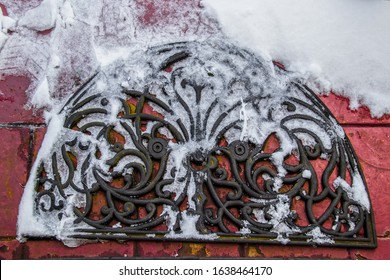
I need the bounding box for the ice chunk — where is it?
[0,9,16,49]
[31,77,52,108]
[19,0,58,31]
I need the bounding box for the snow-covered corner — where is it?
[17,111,66,241]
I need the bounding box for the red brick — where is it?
[0,240,20,260]
[0,3,8,16]
[205,243,241,257]
[32,127,47,163]
[24,240,134,259]
[134,0,216,35]
[0,128,29,237]
[245,244,350,259]
[350,238,390,260]
[136,241,182,257]
[319,93,390,125]
[345,127,390,237]
[136,0,197,26]
[0,75,43,123]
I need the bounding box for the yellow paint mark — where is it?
[247,246,262,257]
[129,103,136,114]
[4,175,12,199]
[188,243,205,256]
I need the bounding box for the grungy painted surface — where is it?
[1,0,390,259]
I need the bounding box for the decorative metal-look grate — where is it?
[23,41,376,247]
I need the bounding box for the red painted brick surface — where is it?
[1,240,131,259]
[344,127,390,237]
[245,244,350,259]
[136,0,202,27]
[205,243,241,257]
[0,240,21,260]
[0,3,8,15]
[32,127,47,163]
[319,93,390,124]
[0,128,29,237]
[11,240,134,259]
[136,241,182,258]
[350,238,390,260]
[0,75,43,124]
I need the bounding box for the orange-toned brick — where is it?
[245,244,350,259]
[178,243,206,257]
[32,127,47,163]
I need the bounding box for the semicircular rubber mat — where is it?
[18,41,376,248]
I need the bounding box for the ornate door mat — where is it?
[17,41,376,248]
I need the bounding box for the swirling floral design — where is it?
[31,41,376,247]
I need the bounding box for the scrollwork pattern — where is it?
[32,41,375,247]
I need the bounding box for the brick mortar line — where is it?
[347,248,352,259]
[27,129,35,174]
[341,123,390,127]
[0,123,46,128]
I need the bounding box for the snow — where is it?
[302,170,312,179]
[61,0,75,22]
[30,77,52,108]
[238,222,251,236]
[18,0,58,31]
[17,111,66,240]
[1,12,16,32]
[94,46,132,67]
[0,32,6,49]
[307,227,335,245]
[333,171,370,212]
[164,208,218,240]
[0,8,16,49]
[253,195,300,244]
[204,0,390,117]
